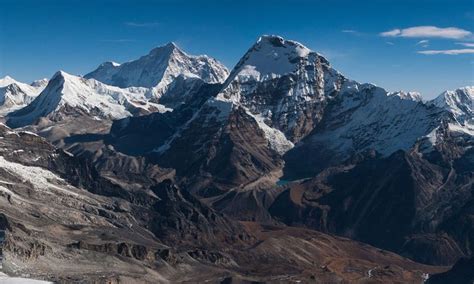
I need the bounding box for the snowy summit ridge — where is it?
[0,76,47,115]
[85,42,229,100]
[226,35,314,83]
[6,71,169,128]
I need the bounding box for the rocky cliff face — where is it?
[270,121,473,265]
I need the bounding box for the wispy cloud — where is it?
[125,22,160,28]
[342,29,357,33]
[380,26,472,39]
[456,42,474,47]
[416,39,429,48]
[385,41,395,45]
[341,29,363,36]
[418,49,474,55]
[416,39,429,45]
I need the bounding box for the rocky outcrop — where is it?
[270,130,473,265]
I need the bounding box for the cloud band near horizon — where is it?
[380,26,472,39]
[418,48,474,55]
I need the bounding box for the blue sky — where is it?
[0,0,473,98]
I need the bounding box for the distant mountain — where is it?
[30,78,49,88]
[6,71,169,128]
[85,42,229,106]
[432,86,473,134]
[0,76,47,115]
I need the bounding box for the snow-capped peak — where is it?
[227,35,316,83]
[30,78,49,88]
[84,42,229,100]
[256,35,312,56]
[0,76,47,116]
[98,61,121,68]
[389,91,423,102]
[0,75,19,87]
[432,86,473,121]
[204,35,345,154]
[149,41,179,55]
[429,86,474,137]
[7,71,169,128]
[52,70,73,80]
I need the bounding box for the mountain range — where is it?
[0,35,472,283]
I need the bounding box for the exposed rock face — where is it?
[107,82,222,156]
[270,126,474,265]
[217,35,344,143]
[0,124,239,281]
[283,84,445,179]
[157,105,283,196]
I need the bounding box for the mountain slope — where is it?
[148,36,461,193]
[0,76,47,115]
[0,123,444,283]
[214,35,344,146]
[271,134,474,265]
[432,86,473,137]
[283,84,445,178]
[6,71,169,128]
[134,36,346,194]
[94,36,472,200]
[85,42,229,105]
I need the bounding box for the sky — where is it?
[0,0,473,98]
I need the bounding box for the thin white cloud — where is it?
[125,22,160,28]
[416,39,429,45]
[456,42,474,47]
[418,49,474,55]
[380,26,472,39]
[416,39,429,48]
[385,41,395,45]
[341,29,363,36]
[380,29,401,37]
